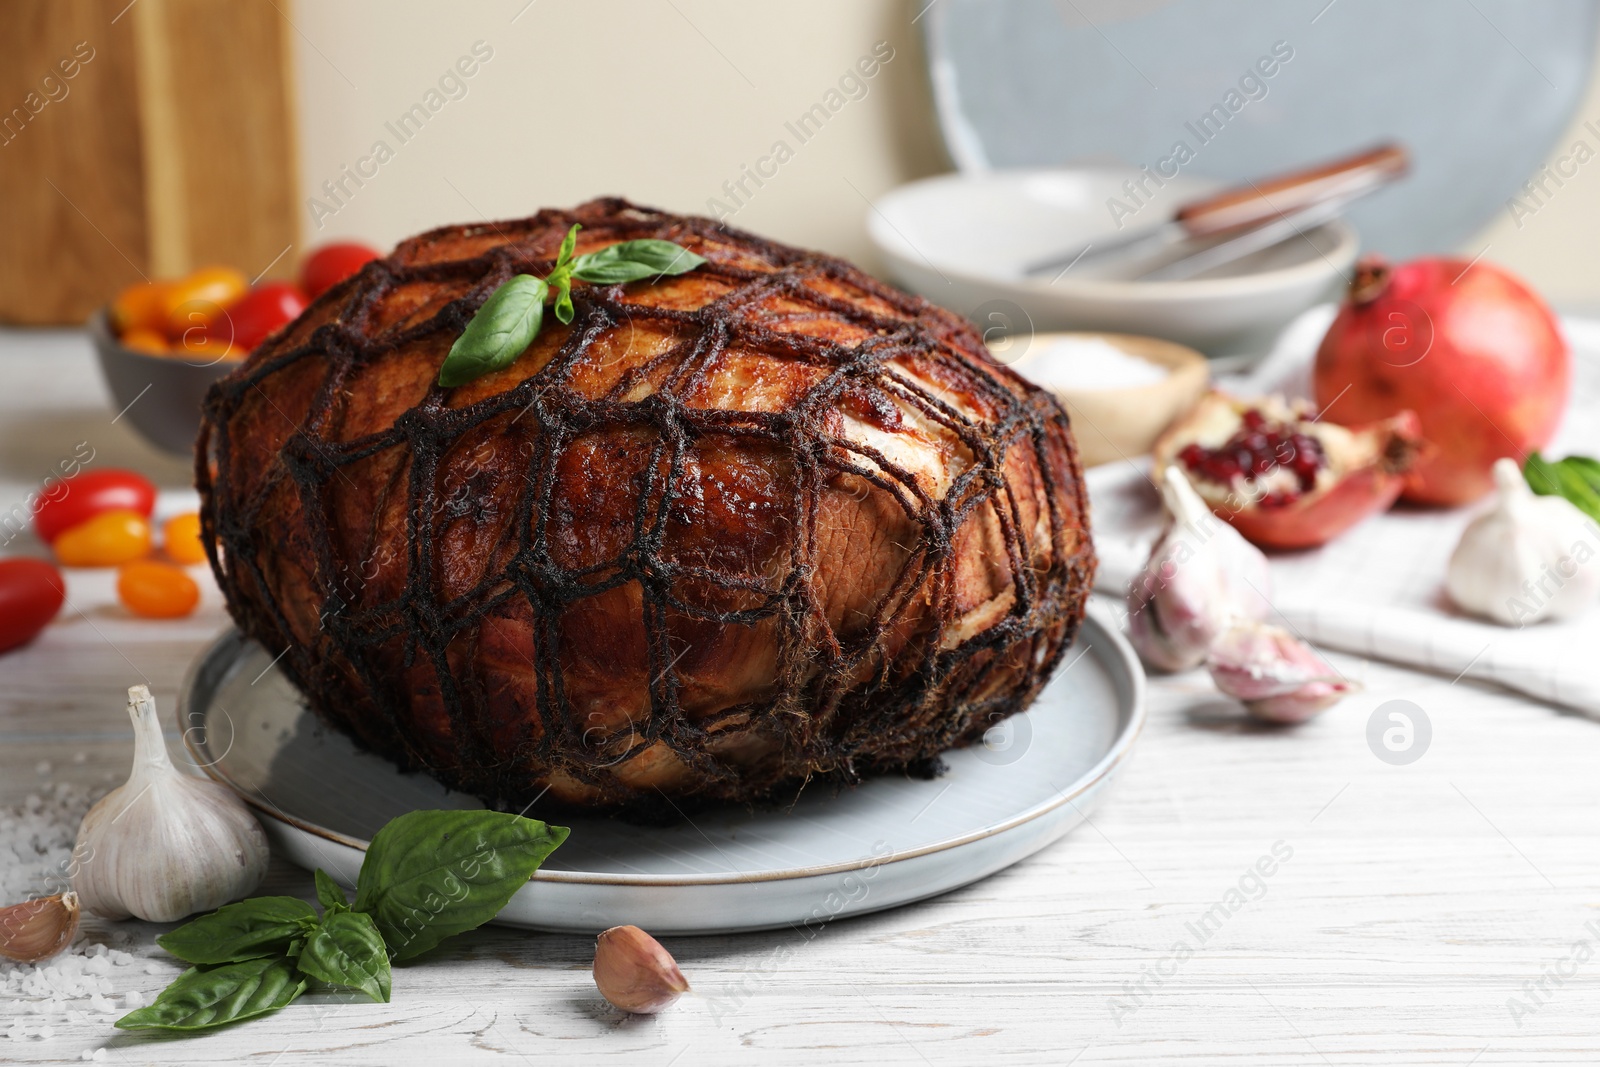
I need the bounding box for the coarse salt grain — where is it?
[1022,336,1170,392]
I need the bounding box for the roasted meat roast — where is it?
[198,199,1095,816]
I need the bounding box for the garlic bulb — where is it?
[73,685,269,922]
[1207,621,1359,724]
[1127,465,1274,671]
[1446,458,1600,626]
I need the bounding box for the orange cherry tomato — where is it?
[53,511,152,567]
[110,281,172,334]
[120,327,169,355]
[163,513,207,564]
[162,266,248,338]
[117,560,199,618]
[170,330,242,365]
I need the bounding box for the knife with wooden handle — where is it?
[1024,142,1409,278]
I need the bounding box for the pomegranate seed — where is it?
[1173,407,1329,505]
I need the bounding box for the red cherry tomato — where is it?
[210,282,308,353]
[33,469,157,544]
[0,559,66,653]
[300,242,381,300]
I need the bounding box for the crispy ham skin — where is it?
[198,199,1095,817]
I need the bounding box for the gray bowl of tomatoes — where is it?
[93,242,379,456]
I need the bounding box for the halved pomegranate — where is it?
[1152,391,1424,550]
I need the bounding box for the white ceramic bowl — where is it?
[867,168,1358,359]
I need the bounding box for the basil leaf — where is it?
[353,810,569,961]
[315,868,351,914]
[571,239,706,284]
[115,957,306,1032]
[1526,452,1600,522]
[1525,452,1560,495]
[555,223,581,271]
[297,911,391,1003]
[1566,456,1600,485]
[157,897,318,965]
[438,274,547,387]
[547,224,582,325]
[553,283,575,325]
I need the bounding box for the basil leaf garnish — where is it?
[1526,451,1600,522]
[315,868,351,914]
[115,957,307,1032]
[157,897,318,965]
[353,810,569,961]
[547,223,581,325]
[438,227,704,386]
[296,911,391,1003]
[554,223,580,270]
[571,239,707,284]
[552,286,576,325]
[437,274,547,387]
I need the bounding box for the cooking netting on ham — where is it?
[197,199,1095,817]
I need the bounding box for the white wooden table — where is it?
[4,328,1599,1065]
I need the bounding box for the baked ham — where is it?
[197,199,1095,817]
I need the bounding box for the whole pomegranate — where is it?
[1314,255,1570,506]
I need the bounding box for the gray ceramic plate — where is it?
[177,600,1145,935]
[923,0,1597,258]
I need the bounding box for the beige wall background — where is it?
[289,0,1600,305]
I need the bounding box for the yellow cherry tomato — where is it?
[163,513,207,564]
[110,281,171,334]
[170,330,241,365]
[53,510,153,567]
[117,560,200,618]
[119,327,169,355]
[162,266,248,337]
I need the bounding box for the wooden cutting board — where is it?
[0,0,299,325]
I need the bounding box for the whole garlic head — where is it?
[1446,458,1600,626]
[1127,465,1274,672]
[73,685,269,922]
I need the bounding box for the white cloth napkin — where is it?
[1088,307,1600,716]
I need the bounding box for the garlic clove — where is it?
[1446,458,1600,626]
[593,925,689,1014]
[1127,466,1274,672]
[1207,621,1358,724]
[72,685,270,923]
[0,891,80,963]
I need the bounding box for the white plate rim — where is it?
[179,607,1145,889]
